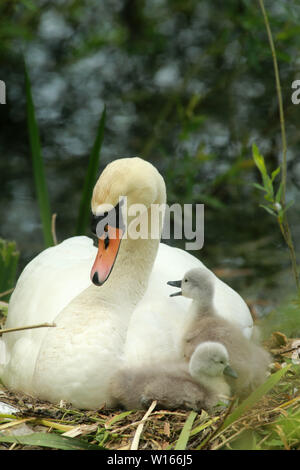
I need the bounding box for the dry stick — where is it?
[51,213,58,246]
[258,0,300,291]
[211,427,246,451]
[278,345,300,355]
[112,410,187,434]
[197,397,237,450]
[0,288,14,299]
[0,323,56,335]
[130,400,157,450]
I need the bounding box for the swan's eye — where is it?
[185,279,188,283]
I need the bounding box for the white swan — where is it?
[0,157,253,409]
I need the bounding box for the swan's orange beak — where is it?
[90,226,124,286]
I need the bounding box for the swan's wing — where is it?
[213,277,253,338]
[1,236,96,389]
[3,236,96,350]
[154,243,253,336]
[124,243,253,366]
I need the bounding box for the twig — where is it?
[51,213,58,246]
[211,427,246,451]
[130,401,157,450]
[258,0,287,202]
[112,410,187,434]
[277,345,300,355]
[258,0,300,291]
[0,322,56,335]
[0,288,14,299]
[197,398,237,450]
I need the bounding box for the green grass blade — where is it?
[174,411,197,450]
[75,106,106,235]
[0,239,19,301]
[24,62,53,247]
[0,432,103,450]
[189,416,219,437]
[105,410,133,428]
[197,365,291,450]
[221,364,292,432]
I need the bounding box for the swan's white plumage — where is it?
[0,237,95,395]
[0,157,253,409]
[0,237,253,407]
[124,243,253,367]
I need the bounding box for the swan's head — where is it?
[189,341,238,380]
[167,267,215,302]
[90,157,166,286]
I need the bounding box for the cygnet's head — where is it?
[189,341,238,380]
[167,267,215,303]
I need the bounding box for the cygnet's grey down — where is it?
[168,267,271,398]
[110,341,237,411]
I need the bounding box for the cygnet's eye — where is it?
[184,279,188,283]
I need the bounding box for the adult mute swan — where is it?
[0,157,253,409]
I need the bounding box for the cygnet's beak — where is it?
[90,202,125,286]
[167,280,182,297]
[223,365,238,379]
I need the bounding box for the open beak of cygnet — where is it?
[90,201,125,286]
[167,280,182,297]
[223,365,238,379]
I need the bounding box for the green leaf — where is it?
[271,167,281,182]
[20,0,38,11]
[75,106,106,235]
[263,193,274,203]
[275,182,283,203]
[252,144,273,197]
[252,143,267,177]
[0,432,103,450]
[189,417,219,436]
[259,204,277,217]
[25,61,53,247]
[175,411,197,450]
[0,239,19,301]
[197,365,292,450]
[253,183,267,192]
[220,365,292,432]
[105,410,133,428]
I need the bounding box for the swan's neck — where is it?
[104,232,159,304]
[82,206,162,312]
[189,299,215,317]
